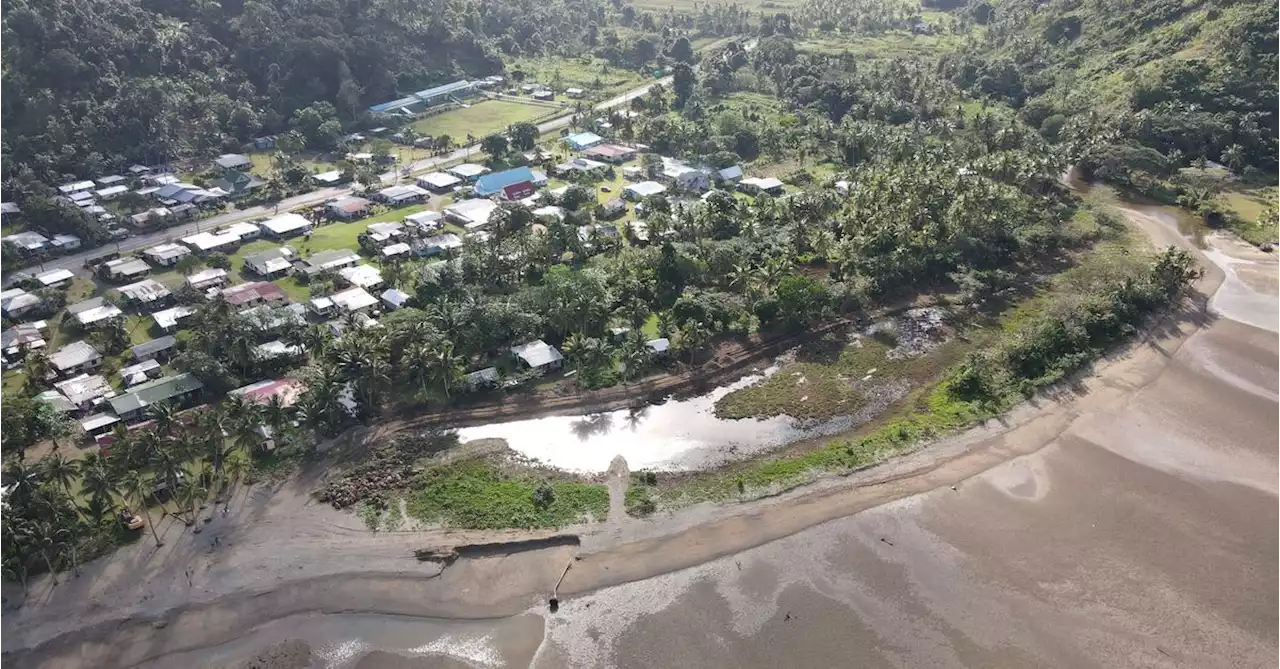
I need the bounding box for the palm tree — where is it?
[22,351,51,389]
[176,465,208,526]
[78,455,119,525]
[147,402,179,439]
[429,341,465,401]
[24,520,62,585]
[2,550,30,598]
[39,454,80,500]
[121,470,163,547]
[222,451,251,515]
[51,517,80,578]
[561,333,590,374]
[4,461,43,506]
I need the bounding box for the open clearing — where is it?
[410,99,550,141]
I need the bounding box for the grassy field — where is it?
[410,100,549,141]
[507,56,647,97]
[405,459,609,528]
[798,33,963,59]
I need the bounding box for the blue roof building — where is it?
[563,132,604,151]
[474,167,536,197]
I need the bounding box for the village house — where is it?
[254,339,305,361]
[130,207,173,228]
[416,233,463,257]
[404,210,443,233]
[416,172,462,192]
[35,268,74,288]
[583,144,638,164]
[738,176,785,196]
[360,221,405,251]
[380,288,411,310]
[376,184,430,206]
[298,249,361,276]
[58,180,95,195]
[312,170,346,186]
[661,159,710,191]
[67,297,123,328]
[553,157,609,178]
[511,340,564,373]
[117,278,172,307]
[3,231,50,254]
[326,196,372,220]
[474,167,538,199]
[214,153,253,172]
[151,305,196,332]
[258,212,313,239]
[597,198,627,220]
[185,268,229,291]
[447,163,490,183]
[119,359,163,387]
[715,165,745,185]
[624,180,667,200]
[244,247,297,277]
[212,170,266,198]
[1,288,42,319]
[53,374,113,413]
[444,198,499,231]
[563,131,604,151]
[102,257,152,282]
[143,243,192,267]
[217,281,289,308]
[49,340,103,377]
[565,87,585,99]
[107,373,204,422]
[464,366,500,389]
[381,242,412,260]
[2,322,47,359]
[230,377,307,408]
[130,335,177,362]
[181,230,242,255]
[339,264,383,290]
[49,234,82,252]
[95,184,129,201]
[330,286,379,314]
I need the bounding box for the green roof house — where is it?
[107,373,204,421]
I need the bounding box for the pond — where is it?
[455,363,858,473]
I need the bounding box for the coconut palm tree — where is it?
[428,341,465,402]
[78,455,119,525]
[51,517,80,577]
[3,460,43,506]
[176,465,208,526]
[121,470,163,548]
[38,454,80,500]
[22,519,62,585]
[147,402,179,440]
[222,451,252,515]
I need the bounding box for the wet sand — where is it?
[3,205,1275,668]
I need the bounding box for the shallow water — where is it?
[455,365,860,473]
[142,611,541,669]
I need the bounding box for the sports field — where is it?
[410,100,550,142]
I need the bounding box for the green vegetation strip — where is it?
[406,460,609,529]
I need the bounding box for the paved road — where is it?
[17,75,676,281]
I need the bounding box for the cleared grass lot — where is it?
[410,100,549,141]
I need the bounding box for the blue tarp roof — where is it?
[564,132,603,149]
[474,167,536,196]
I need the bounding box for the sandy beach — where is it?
[2,203,1275,668]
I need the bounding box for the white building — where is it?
[444,198,499,231]
[330,287,379,313]
[258,213,312,238]
[339,264,384,290]
[144,243,192,267]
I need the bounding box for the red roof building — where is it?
[501,181,535,201]
[219,281,288,307]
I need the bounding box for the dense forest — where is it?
[945,0,1277,177]
[0,0,754,185]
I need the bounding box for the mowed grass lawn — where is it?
[411,100,548,141]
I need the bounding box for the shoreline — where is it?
[2,201,1268,668]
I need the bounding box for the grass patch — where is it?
[508,56,646,98]
[797,32,962,59]
[411,100,549,142]
[714,334,968,421]
[406,459,609,529]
